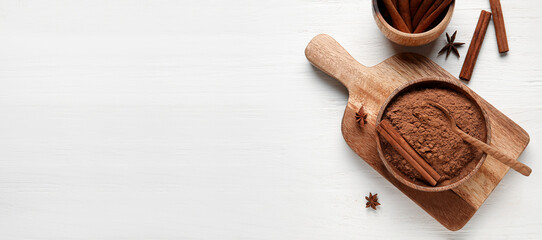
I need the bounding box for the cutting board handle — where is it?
[305,34,369,90]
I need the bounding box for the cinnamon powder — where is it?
[381,87,487,186]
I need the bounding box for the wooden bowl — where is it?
[372,0,455,46]
[375,78,491,192]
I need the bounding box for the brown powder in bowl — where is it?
[381,87,487,186]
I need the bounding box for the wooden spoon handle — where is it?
[455,130,532,176]
[305,34,369,90]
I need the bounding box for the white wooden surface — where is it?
[0,0,540,239]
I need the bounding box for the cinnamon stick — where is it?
[397,0,413,32]
[377,120,438,186]
[382,0,411,33]
[411,0,435,28]
[419,0,444,24]
[410,0,423,17]
[380,120,442,182]
[489,0,509,53]
[460,10,492,81]
[413,0,452,33]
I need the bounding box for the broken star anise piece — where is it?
[355,106,367,127]
[438,31,464,59]
[365,192,380,210]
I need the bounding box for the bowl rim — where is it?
[372,0,455,37]
[375,77,491,192]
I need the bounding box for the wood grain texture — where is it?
[305,34,530,230]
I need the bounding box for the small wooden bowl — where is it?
[372,0,455,46]
[375,78,491,192]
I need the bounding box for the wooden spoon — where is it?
[426,100,532,176]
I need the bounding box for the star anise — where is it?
[365,192,380,210]
[438,31,464,58]
[355,106,367,127]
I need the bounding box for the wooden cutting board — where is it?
[305,34,530,231]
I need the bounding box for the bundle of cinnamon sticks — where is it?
[381,0,453,33]
[377,120,442,186]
